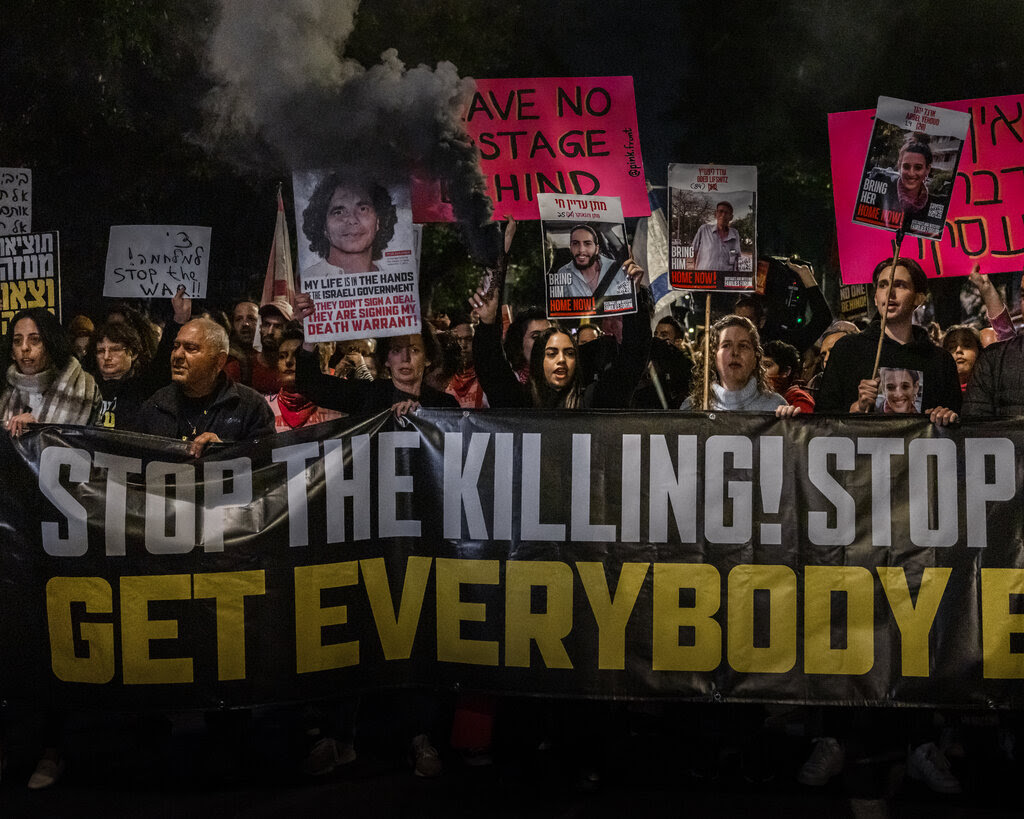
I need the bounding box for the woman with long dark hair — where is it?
[469,259,651,411]
[1,307,100,436]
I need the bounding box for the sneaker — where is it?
[303,737,357,776]
[797,737,845,786]
[27,756,65,790]
[907,742,961,794]
[411,734,442,778]
[462,748,493,767]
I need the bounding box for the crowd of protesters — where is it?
[0,249,1021,796]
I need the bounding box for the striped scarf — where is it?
[0,357,100,426]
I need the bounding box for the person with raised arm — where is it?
[292,292,457,418]
[469,258,651,410]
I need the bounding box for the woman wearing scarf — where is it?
[681,314,799,417]
[2,307,100,437]
[0,307,100,789]
[266,324,342,431]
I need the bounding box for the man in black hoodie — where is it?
[816,257,960,424]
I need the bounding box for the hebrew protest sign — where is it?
[830,92,1024,283]
[2,411,1023,711]
[103,226,211,298]
[668,163,757,291]
[539,193,636,319]
[294,172,419,343]
[0,168,31,236]
[412,76,649,222]
[0,231,60,334]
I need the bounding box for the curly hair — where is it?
[86,321,144,378]
[687,314,772,407]
[302,173,398,261]
[528,326,580,409]
[104,301,159,368]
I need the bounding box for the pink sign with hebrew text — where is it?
[829,93,1024,284]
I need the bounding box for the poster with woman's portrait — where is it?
[292,170,419,342]
[853,97,970,241]
[876,366,924,414]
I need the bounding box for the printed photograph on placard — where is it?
[668,164,757,291]
[875,366,924,414]
[538,193,637,319]
[292,170,419,342]
[853,96,970,240]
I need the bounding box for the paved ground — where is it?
[0,703,1020,818]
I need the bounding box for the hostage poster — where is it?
[539,193,637,319]
[293,171,420,343]
[826,93,1024,284]
[852,96,970,240]
[668,163,757,291]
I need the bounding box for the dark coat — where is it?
[133,374,275,441]
[474,288,652,410]
[816,319,961,414]
[294,349,458,413]
[963,335,1024,418]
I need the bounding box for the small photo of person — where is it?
[876,366,923,414]
[691,200,741,271]
[300,172,398,278]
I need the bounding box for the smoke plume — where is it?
[201,0,497,262]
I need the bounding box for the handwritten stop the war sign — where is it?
[103,225,211,298]
[829,93,1024,283]
[412,76,649,221]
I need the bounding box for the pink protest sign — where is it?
[829,93,1024,284]
[411,76,649,222]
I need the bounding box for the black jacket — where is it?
[295,348,458,413]
[816,319,961,414]
[963,335,1024,418]
[132,374,275,441]
[473,288,652,410]
[94,317,180,429]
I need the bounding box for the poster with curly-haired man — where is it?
[293,170,419,342]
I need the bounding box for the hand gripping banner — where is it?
[1,410,1022,711]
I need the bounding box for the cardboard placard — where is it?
[103,226,211,298]
[668,163,757,291]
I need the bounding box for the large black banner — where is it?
[1,411,1022,710]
